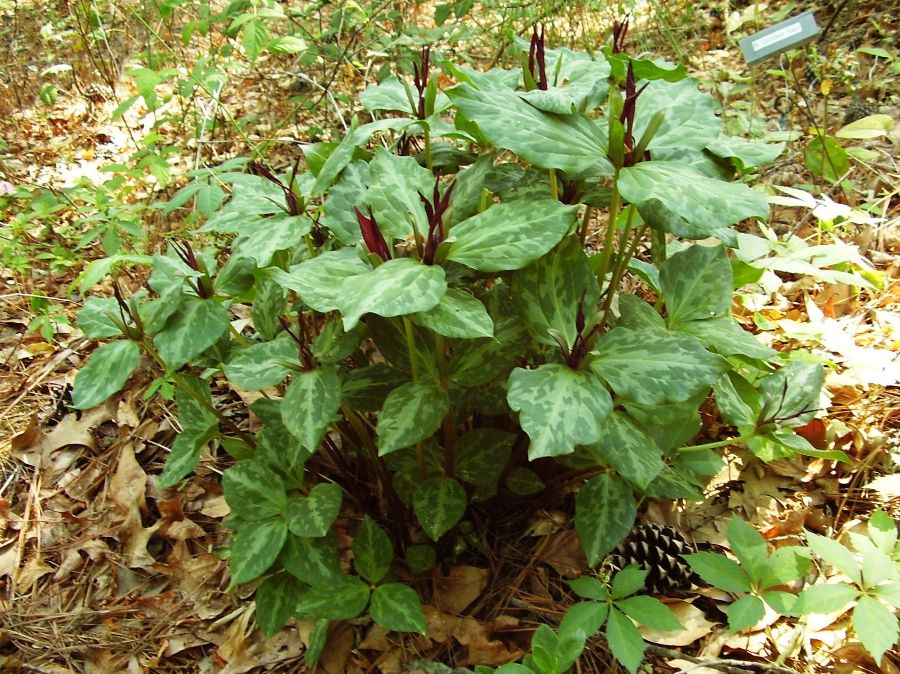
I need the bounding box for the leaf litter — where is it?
[1,4,899,674]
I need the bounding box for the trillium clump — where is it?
[70,24,846,673]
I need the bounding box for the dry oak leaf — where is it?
[433,565,489,614]
[453,617,523,666]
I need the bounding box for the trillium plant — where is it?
[72,25,849,670]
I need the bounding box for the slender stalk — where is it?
[594,176,622,290]
[402,316,426,480]
[435,333,455,475]
[142,338,256,447]
[599,209,641,327]
[423,131,433,173]
[579,205,593,247]
[676,434,757,453]
[549,168,559,201]
[651,227,667,265]
[402,317,420,381]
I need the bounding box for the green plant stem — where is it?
[599,208,641,327]
[403,316,425,481]
[142,337,256,447]
[579,205,593,247]
[594,176,622,290]
[423,131,433,173]
[435,332,454,475]
[677,433,757,454]
[402,317,420,381]
[229,323,251,348]
[549,168,559,201]
[651,227,667,265]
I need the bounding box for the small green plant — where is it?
[683,513,900,664]
[27,295,71,340]
[796,511,900,664]
[683,516,811,632]
[70,24,847,671]
[473,565,682,674]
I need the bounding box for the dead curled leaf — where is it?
[433,565,489,614]
[452,617,522,666]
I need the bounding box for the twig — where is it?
[646,645,801,674]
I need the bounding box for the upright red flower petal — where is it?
[355,207,392,262]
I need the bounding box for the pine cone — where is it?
[607,523,699,594]
[843,101,879,125]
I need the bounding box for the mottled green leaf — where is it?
[282,368,341,452]
[230,518,287,585]
[508,364,612,460]
[281,533,342,585]
[414,288,494,339]
[618,162,769,239]
[759,362,823,427]
[454,428,515,486]
[590,328,727,405]
[447,84,612,174]
[77,296,124,338]
[266,248,369,313]
[413,476,467,540]
[72,340,141,409]
[353,516,394,584]
[707,135,785,168]
[233,214,312,267]
[512,236,600,348]
[585,412,664,490]
[321,160,369,244]
[256,572,308,637]
[377,381,449,456]
[295,574,371,620]
[224,333,300,391]
[363,147,434,240]
[677,317,775,359]
[338,258,447,331]
[155,296,230,370]
[250,276,285,341]
[633,79,720,152]
[446,200,577,272]
[660,245,732,326]
[449,316,527,387]
[575,474,636,565]
[370,583,427,634]
[286,483,342,537]
[223,460,288,520]
[341,364,407,411]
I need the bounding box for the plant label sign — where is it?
[739,11,820,65]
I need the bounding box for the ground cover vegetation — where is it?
[0,1,898,672]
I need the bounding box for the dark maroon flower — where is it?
[412,46,431,120]
[612,15,630,54]
[249,160,302,216]
[620,62,649,166]
[420,180,455,265]
[355,207,392,262]
[528,25,548,90]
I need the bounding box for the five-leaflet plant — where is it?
[70,25,847,669]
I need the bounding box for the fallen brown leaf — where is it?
[433,565,489,614]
